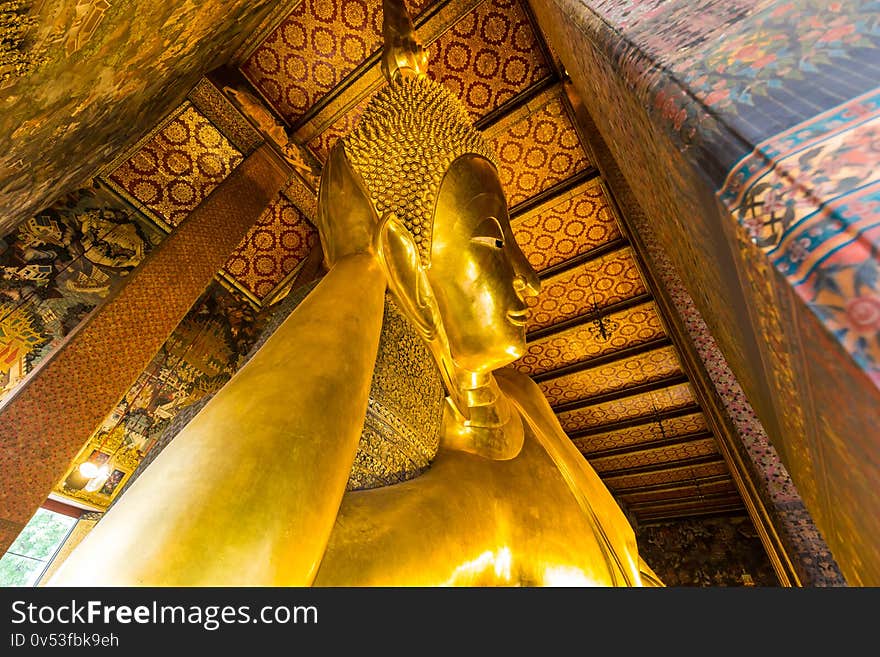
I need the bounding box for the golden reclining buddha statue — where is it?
[49,0,660,587]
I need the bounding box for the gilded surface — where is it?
[49,0,647,587]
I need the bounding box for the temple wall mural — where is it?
[637,516,779,587]
[54,280,265,509]
[531,0,880,584]
[0,184,163,405]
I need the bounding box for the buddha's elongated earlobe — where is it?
[376,213,438,341]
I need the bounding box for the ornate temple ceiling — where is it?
[98,0,747,525]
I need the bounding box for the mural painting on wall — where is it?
[54,280,264,509]
[0,184,164,405]
[637,516,779,587]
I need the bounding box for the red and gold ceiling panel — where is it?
[603,460,729,492]
[619,479,737,506]
[223,194,318,300]
[589,437,719,475]
[488,92,590,207]
[107,104,243,229]
[556,381,695,433]
[426,0,551,121]
[538,345,683,408]
[307,92,371,162]
[242,0,437,126]
[526,246,646,332]
[514,301,664,376]
[512,178,621,273]
[572,411,708,454]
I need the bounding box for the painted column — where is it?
[0,143,291,554]
[531,0,880,584]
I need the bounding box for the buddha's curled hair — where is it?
[344,75,499,265]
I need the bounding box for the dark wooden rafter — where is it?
[535,236,628,281]
[526,293,653,342]
[568,404,702,439]
[552,372,689,414]
[582,430,715,460]
[532,336,671,383]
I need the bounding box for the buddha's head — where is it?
[341,75,540,376]
[315,1,540,459]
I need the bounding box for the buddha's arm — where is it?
[48,254,385,586]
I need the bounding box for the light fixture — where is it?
[585,270,618,342]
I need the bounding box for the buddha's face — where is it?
[427,155,540,373]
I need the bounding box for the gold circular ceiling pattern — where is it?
[556,382,694,432]
[242,0,436,124]
[526,247,646,331]
[489,95,590,207]
[538,345,683,407]
[224,196,317,299]
[590,437,718,474]
[427,0,551,120]
[604,461,729,492]
[513,178,621,272]
[572,412,708,454]
[109,105,243,228]
[515,302,664,376]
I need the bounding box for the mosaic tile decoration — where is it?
[512,177,621,273]
[556,381,694,432]
[223,195,318,300]
[488,91,591,207]
[241,0,437,126]
[539,344,682,407]
[106,103,244,230]
[526,246,646,332]
[515,301,665,376]
[572,411,708,454]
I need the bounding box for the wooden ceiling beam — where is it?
[582,430,714,460]
[635,504,747,524]
[568,404,702,439]
[527,293,653,342]
[552,372,689,414]
[533,336,671,383]
[535,236,628,281]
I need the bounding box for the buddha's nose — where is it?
[511,247,541,300]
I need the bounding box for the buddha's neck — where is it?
[438,364,524,460]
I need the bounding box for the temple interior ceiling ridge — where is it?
[87,0,747,527]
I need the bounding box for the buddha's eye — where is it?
[471,216,505,249]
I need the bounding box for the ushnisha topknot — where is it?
[344,75,499,265]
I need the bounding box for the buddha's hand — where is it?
[316,141,380,267]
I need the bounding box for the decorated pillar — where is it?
[0,142,291,554]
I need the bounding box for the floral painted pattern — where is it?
[719,91,880,383]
